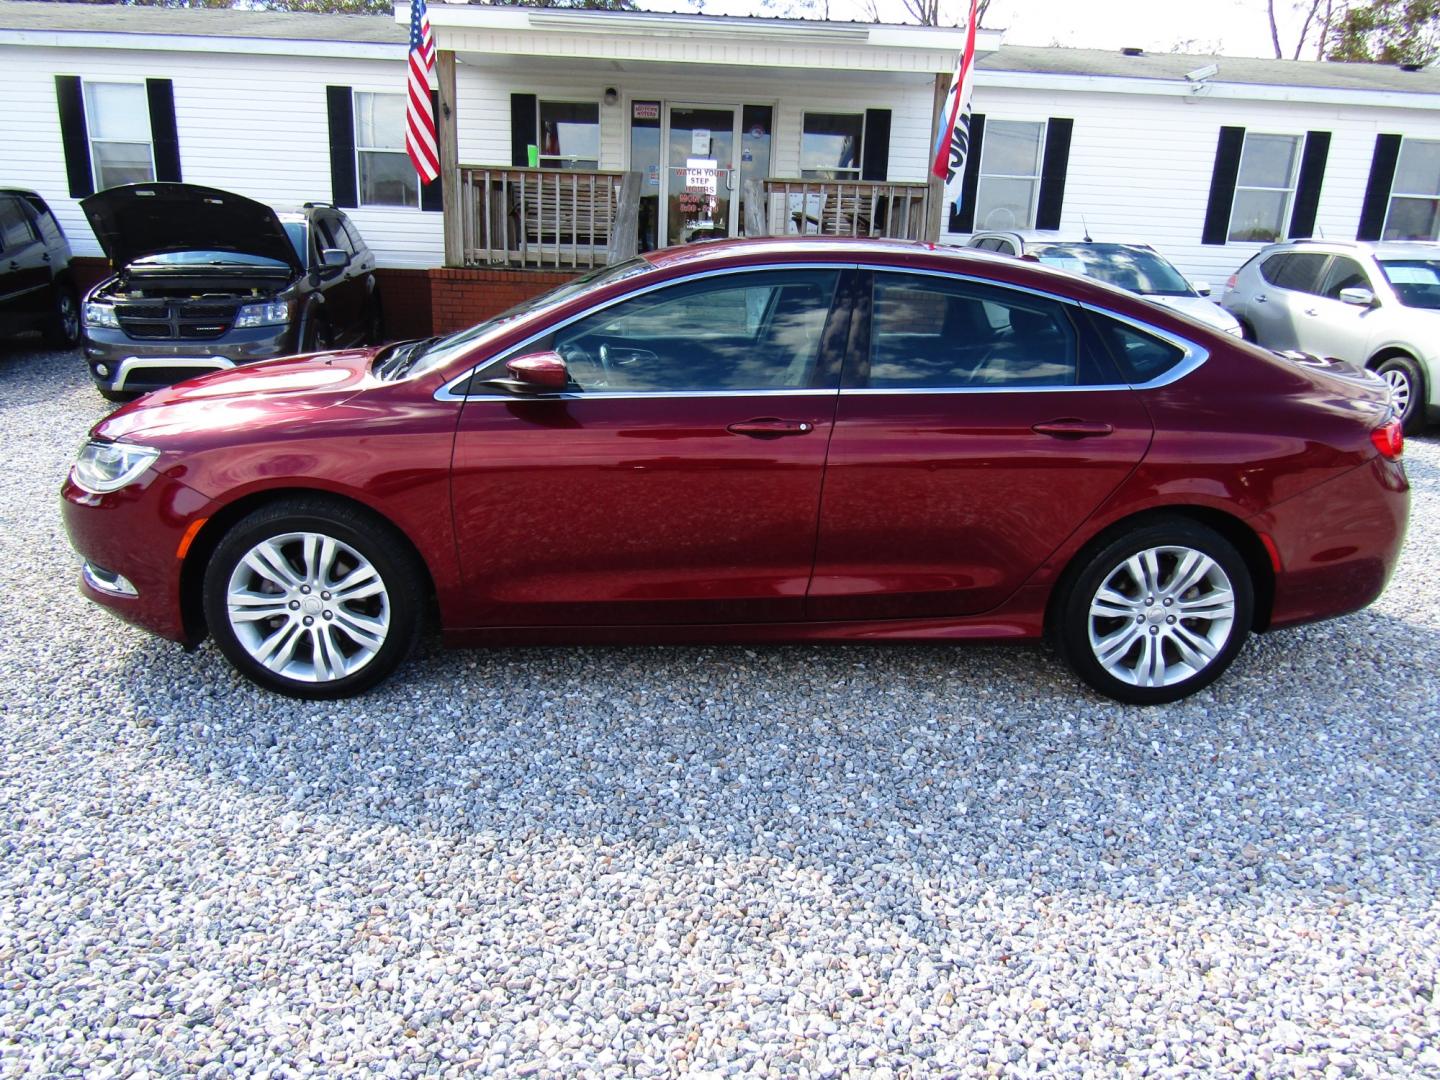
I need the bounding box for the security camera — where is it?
[1185,64,1219,82]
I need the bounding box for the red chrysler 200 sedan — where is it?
[62,239,1410,704]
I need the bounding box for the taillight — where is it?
[1225,274,1237,291]
[1371,419,1404,461]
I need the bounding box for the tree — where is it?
[858,0,989,27]
[1267,0,1337,60]
[1327,0,1440,64]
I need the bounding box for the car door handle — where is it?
[1032,419,1114,439]
[1254,294,1268,303]
[1304,308,1319,316]
[727,418,814,437]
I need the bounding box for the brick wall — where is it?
[428,267,580,335]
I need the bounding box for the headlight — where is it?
[71,440,161,494]
[83,302,119,329]
[233,301,290,329]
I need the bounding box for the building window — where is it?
[1383,138,1440,241]
[83,82,154,190]
[539,101,600,170]
[974,120,1045,231]
[801,113,863,180]
[354,91,418,208]
[1228,133,1301,242]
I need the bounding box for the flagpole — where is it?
[925,71,948,243]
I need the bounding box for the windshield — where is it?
[1379,259,1440,310]
[131,250,291,268]
[284,221,308,265]
[1029,244,1195,297]
[406,257,657,379]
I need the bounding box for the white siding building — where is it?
[3,0,1439,325]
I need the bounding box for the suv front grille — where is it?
[115,298,242,341]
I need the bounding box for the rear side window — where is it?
[0,197,37,252]
[1259,252,1328,294]
[1090,313,1188,383]
[863,272,1102,389]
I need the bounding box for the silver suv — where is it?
[1221,240,1439,432]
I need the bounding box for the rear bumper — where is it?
[60,466,214,644]
[1254,454,1410,630]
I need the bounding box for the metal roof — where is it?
[979,44,1440,95]
[0,0,405,44]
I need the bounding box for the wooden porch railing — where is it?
[457,166,642,269]
[760,179,931,240]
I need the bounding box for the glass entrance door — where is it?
[664,105,741,246]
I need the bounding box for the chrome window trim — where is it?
[434,262,855,402]
[435,261,1210,402]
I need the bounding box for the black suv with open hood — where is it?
[80,183,383,400]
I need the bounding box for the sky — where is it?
[639,0,1324,60]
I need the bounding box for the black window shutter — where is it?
[421,88,443,212]
[1035,117,1073,231]
[1201,126,1246,245]
[949,112,985,233]
[326,86,358,208]
[54,75,94,198]
[1287,130,1330,239]
[511,93,538,167]
[1357,133,1402,241]
[861,108,891,181]
[145,78,182,183]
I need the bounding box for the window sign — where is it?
[692,128,711,156]
[633,101,659,120]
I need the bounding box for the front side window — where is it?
[355,91,418,208]
[1228,133,1301,243]
[551,269,840,392]
[974,120,1045,231]
[801,113,863,180]
[1318,256,1370,300]
[539,101,600,170]
[1379,259,1440,309]
[83,82,154,190]
[1383,138,1440,241]
[864,272,1088,389]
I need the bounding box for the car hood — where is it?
[1146,294,1243,333]
[96,348,380,447]
[80,182,304,274]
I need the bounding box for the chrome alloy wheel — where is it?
[1086,545,1237,689]
[1381,367,1413,418]
[225,531,390,683]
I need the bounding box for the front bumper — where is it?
[61,465,215,644]
[83,323,302,394]
[1254,454,1410,630]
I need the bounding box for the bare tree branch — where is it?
[1269,0,1286,56]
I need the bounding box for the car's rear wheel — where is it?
[45,285,80,348]
[202,498,423,698]
[1374,354,1426,434]
[1054,520,1253,705]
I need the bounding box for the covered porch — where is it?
[418,6,996,271]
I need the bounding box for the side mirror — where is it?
[1190,280,1212,297]
[320,248,348,273]
[482,351,570,394]
[1339,286,1377,307]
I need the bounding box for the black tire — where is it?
[1374,354,1426,435]
[44,285,81,348]
[202,497,424,699]
[1237,319,1256,343]
[1053,519,1254,706]
[304,317,334,353]
[365,301,385,346]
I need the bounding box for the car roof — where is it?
[0,186,43,198]
[1266,238,1440,259]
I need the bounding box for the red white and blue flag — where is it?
[930,0,979,185]
[406,0,439,185]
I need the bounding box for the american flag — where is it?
[406,0,439,185]
[931,0,979,183]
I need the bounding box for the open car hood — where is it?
[80,182,304,275]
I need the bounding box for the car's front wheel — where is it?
[1054,520,1254,705]
[1374,354,1426,434]
[202,498,423,698]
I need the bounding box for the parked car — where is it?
[1221,239,1440,433]
[79,183,383,400]
[0,186,79,348]
[62,238,1408,705]
[967,231,1245,337]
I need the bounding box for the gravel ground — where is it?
[1,340,1438,1079]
